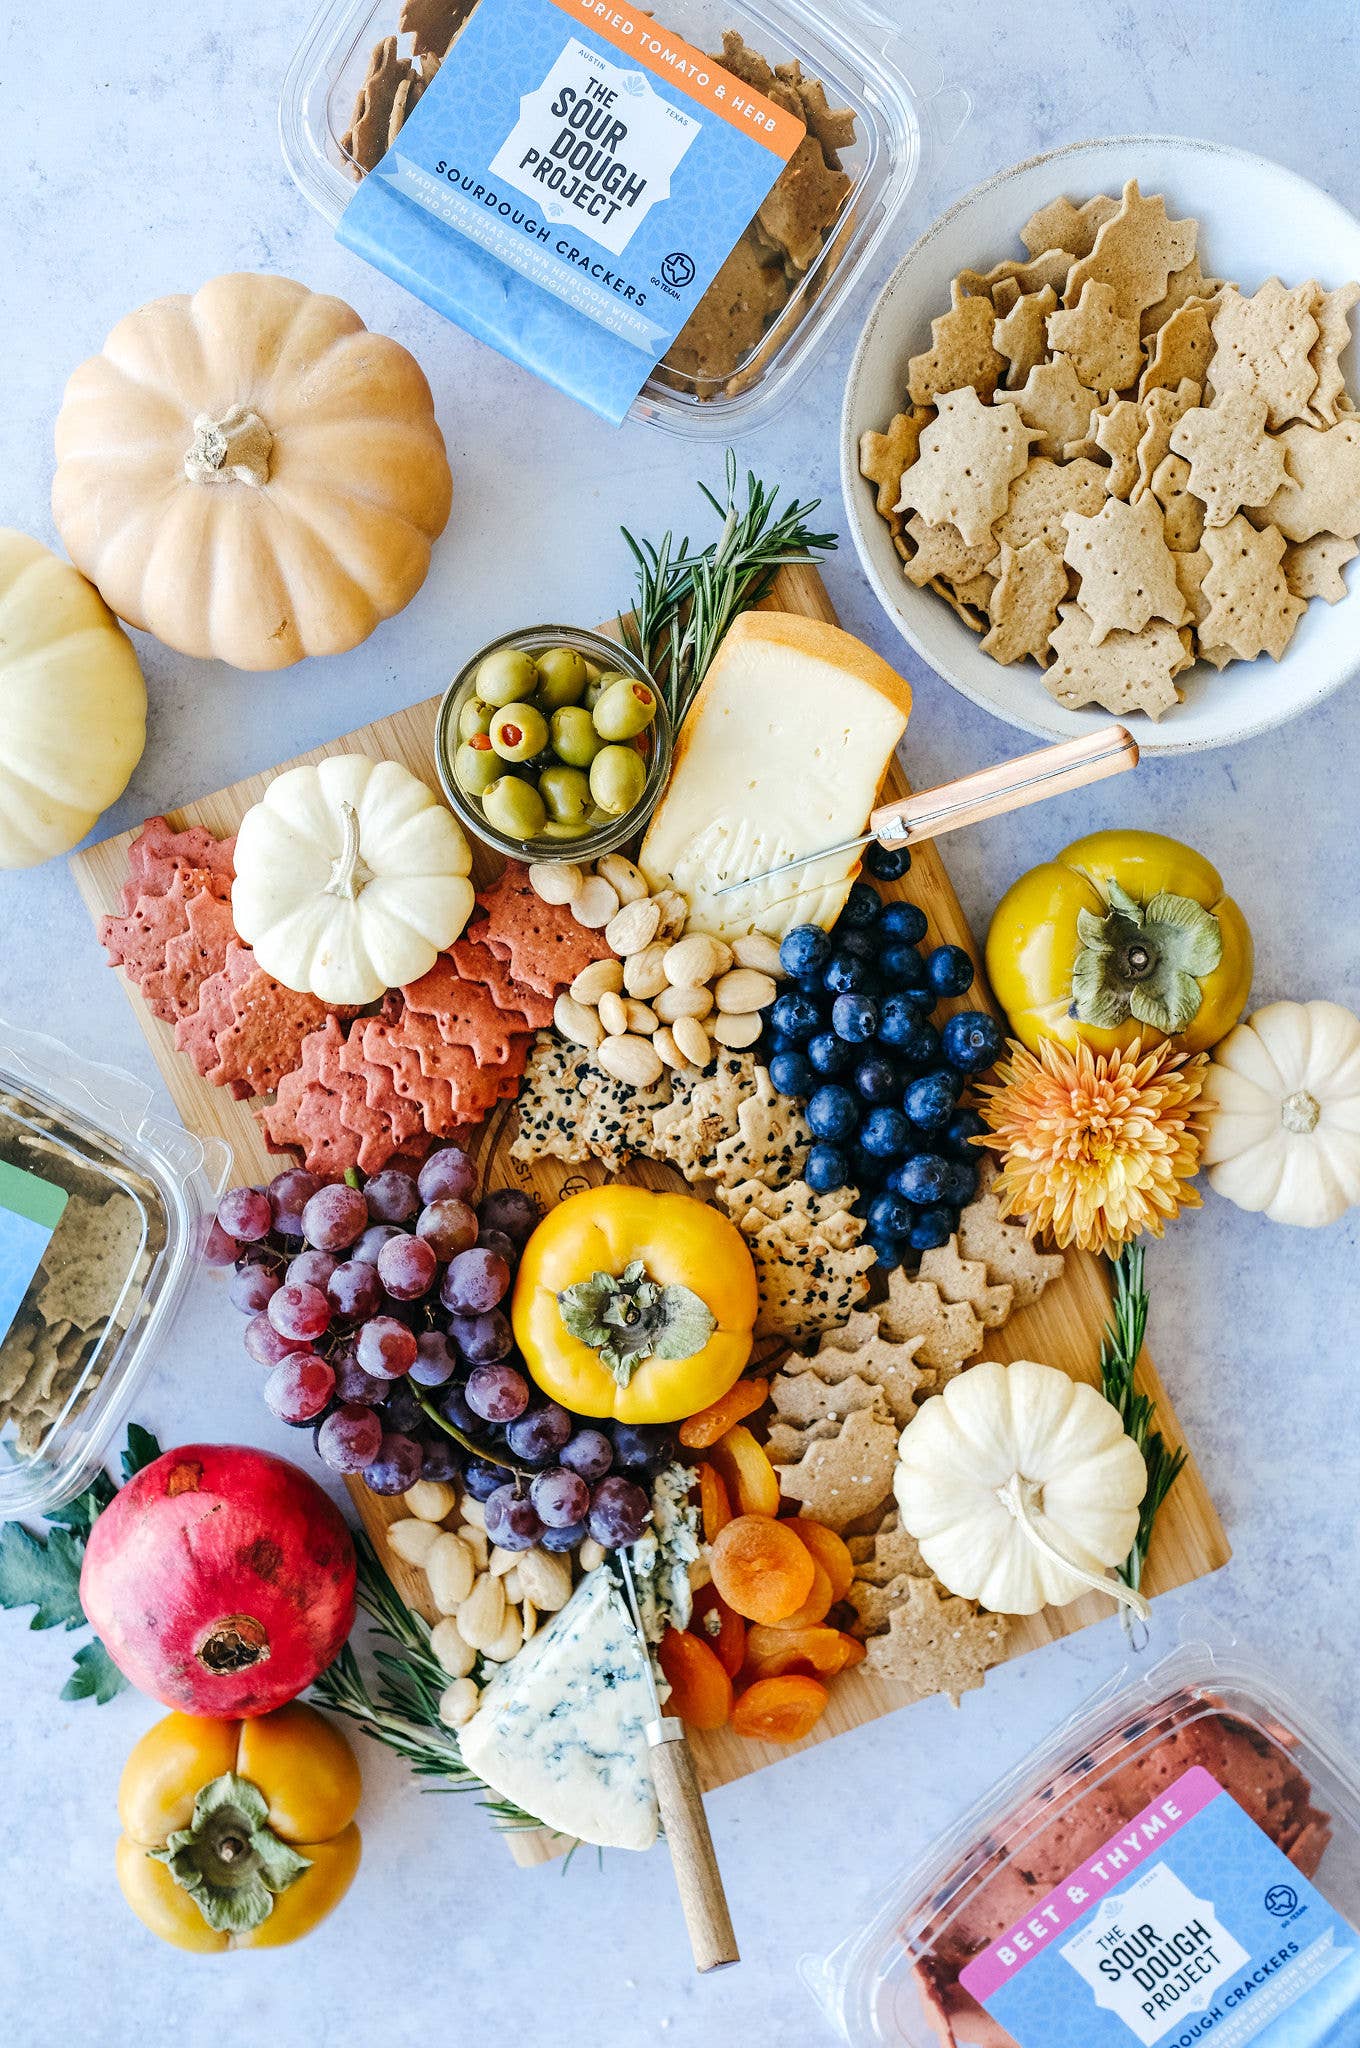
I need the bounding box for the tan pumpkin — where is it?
[51,274,453,672]
[0,529,146,868]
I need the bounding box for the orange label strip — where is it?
[547,0,806,158]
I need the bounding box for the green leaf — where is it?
[45,1471,116,1536]
[60,1637,127,1704]
[120,1422,163,1483]
[0,1521,86,1631]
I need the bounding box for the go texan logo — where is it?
[490,37,699,257]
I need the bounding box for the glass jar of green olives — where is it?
[436,625,672,864]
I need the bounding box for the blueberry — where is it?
[939,1158,979,1207]
[806,1142,850,1193]
[942,1107,988,1156]
[878,991,928,1047]
[861,1105,912,1158]
[891,1153,952,1204]
[867,1189,915,1239]
[878,900,929,944]
[878,943,929,992]
[770,1051,814,1099]
[823,951,873,996]
[771,991,821,1042]
[867,1233,907,1271]
[942,1010,1004,1073]
[839,880,881,929]
[865,842,911,882]
[780,924,830,977]
[848,1141,891,1190]
[832,991,878,1043]
[808,1031,854,1077]
[904,1068,962,1130]
[893,1016,942,1071]
[836,928,878,964]
[807,1083,858,1141]
[769,1030,801,1056]
[797,971,827,998]
[908,1205,957,1252]
[854,1053,900,1103]
[926,944,975,998]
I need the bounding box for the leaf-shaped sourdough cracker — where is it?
[956,1160,1066,1304]
[773,1404,899,1530]
[1148,454,1205,554]
[1133,379,1201,501]
[877,1268,984,1373]
[749,1227,875,1341]
[651,1052,758,1180]
[1207,280,1320,429]
[902,516,998,590]
[1284,533,1358,604]
[1045,282,1143,395]
[1044,604,1190,720]
[995,457,1109,553]
[1061,494,1189,643]
[916,1236,1014,1326]
[711,1064,812,1189]
[896,388,1040,549]
[1065,180,1198,321]
[787,1312,927,1426]
[1167,391,1290,528]
[981,540,1068,665]
[1140,253,1227,338]
[1021,192,1119,260]
[907,293,1006,407]
[581,1068,673,1170]
[1198,516,1307,662]
[769,1367,890,1430]
[756,136,851,273]
[1091,400,1144,499]
[1307,281,1360,427]
[510,1034,599,1164]
[861,1579,1010,1702]
[859,410,931,526]
[993,286,1057,389]
[847,1508,929,1582]
[1255,419,1360,542]
[1010,355,1100,461]
[955,251,1072,305]
[1139,299,1214,399]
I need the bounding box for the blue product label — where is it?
[0,1158,67,1342]
[337,0,803,423]
[959,1767,1360,2048]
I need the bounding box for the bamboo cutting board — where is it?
[70,563,1229,1867]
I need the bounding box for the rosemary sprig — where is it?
[620,450,837,728]
[1099,1245,1187,1603]
[310,1530,542,1832]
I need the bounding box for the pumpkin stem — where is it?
[326,802,373,900]
[1281,1089,1321,1135]
[994,1472,1150,1621]
[184,403,274,488]
[1070,880,1222,1037]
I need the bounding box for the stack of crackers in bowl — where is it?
[845,145,1360,746]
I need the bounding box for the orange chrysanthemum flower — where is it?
[974,1035,1208,1256]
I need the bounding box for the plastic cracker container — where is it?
[0,1017,228,1518]
[808,1642,1360,2048]
[280,0,963,434]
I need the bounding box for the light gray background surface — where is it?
[1,3,1357,2042]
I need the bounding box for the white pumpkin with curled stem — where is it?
[894,1359,1148,1619]
[1202,999,1360,1227]
[232,755,474,1006]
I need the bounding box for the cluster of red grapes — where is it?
[207,1147,664,1554]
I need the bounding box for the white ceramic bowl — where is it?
[840,136,1360,755]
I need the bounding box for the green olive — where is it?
[489,702,549,762]
[592,676,659,741]
[538,763,594,827]
[475,645,540,707]
[550,705,605,768]
[589,743,648,818]
[539,819,592,842]
[454,737,502,797]
[533,645,589,710]
[584,667,630,712]
[482,774,547,840]
[458,695,494,741]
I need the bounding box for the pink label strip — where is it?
[959,1765,1222,2004]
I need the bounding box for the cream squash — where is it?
[0,529,146,869]
[894,1358,1148,1618]
[639,612,912,940]
[1202,1000,1360,1227]
[52,273,452,671]
[231,756,474,1005]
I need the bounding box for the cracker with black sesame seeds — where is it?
[509,1034,599,1166]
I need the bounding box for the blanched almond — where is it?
[654,982,713,1024]
[437,1678,480,1728]
[623,942,669,1000]
[426,1531,476,1612]
[664,933,725,986]
[430,1618,476,1678]
[712,1010,762,1049]
[605,896,662,956]
[579,1537,606,1571]
[554,993,604,1050]
[672,1014,711,1067]
[597,1033,663,1087]
[654,1025,687,1071]
[571,957,624,1004]
[457,1572,508,1651]
[528,861,583,906]
[502,1567,523,1604]
[461,1523,490,1572]
[403,1479,457,1523]
[483,1606,524,1664]
[597,989,629,1037]
[517,1547,574,1611]
[489,1545,520,1578]
[387,1517,440,1568]
[623,999,659,1034]
[522,1599,539,1640]
[459,1496,487,1531]
[573,876,621,928]
[715,968,776,1014]
[653,890,689,939]
[732,932,784,975]
[597,853,649,903]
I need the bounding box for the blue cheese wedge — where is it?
[458,1566,659,1851]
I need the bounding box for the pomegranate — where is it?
[80,1444,356,1717]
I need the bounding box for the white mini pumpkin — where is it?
[1202,1000,1360,1227]
[895,1358,1147,1617]
[0,529,146,868]
[232,755,474,1005]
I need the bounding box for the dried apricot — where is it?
[744,1624,860,1681]
[690,1583,745,1679]
[709,1513,816,1624]
[731,1673,829,1743]
[781,1517,854,1602]
[697,1462,732,1544]
[768,1560,834,1631]
[679,1376,770,1449]
[657,1626,733,1730]
[709,1424,780,1517]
